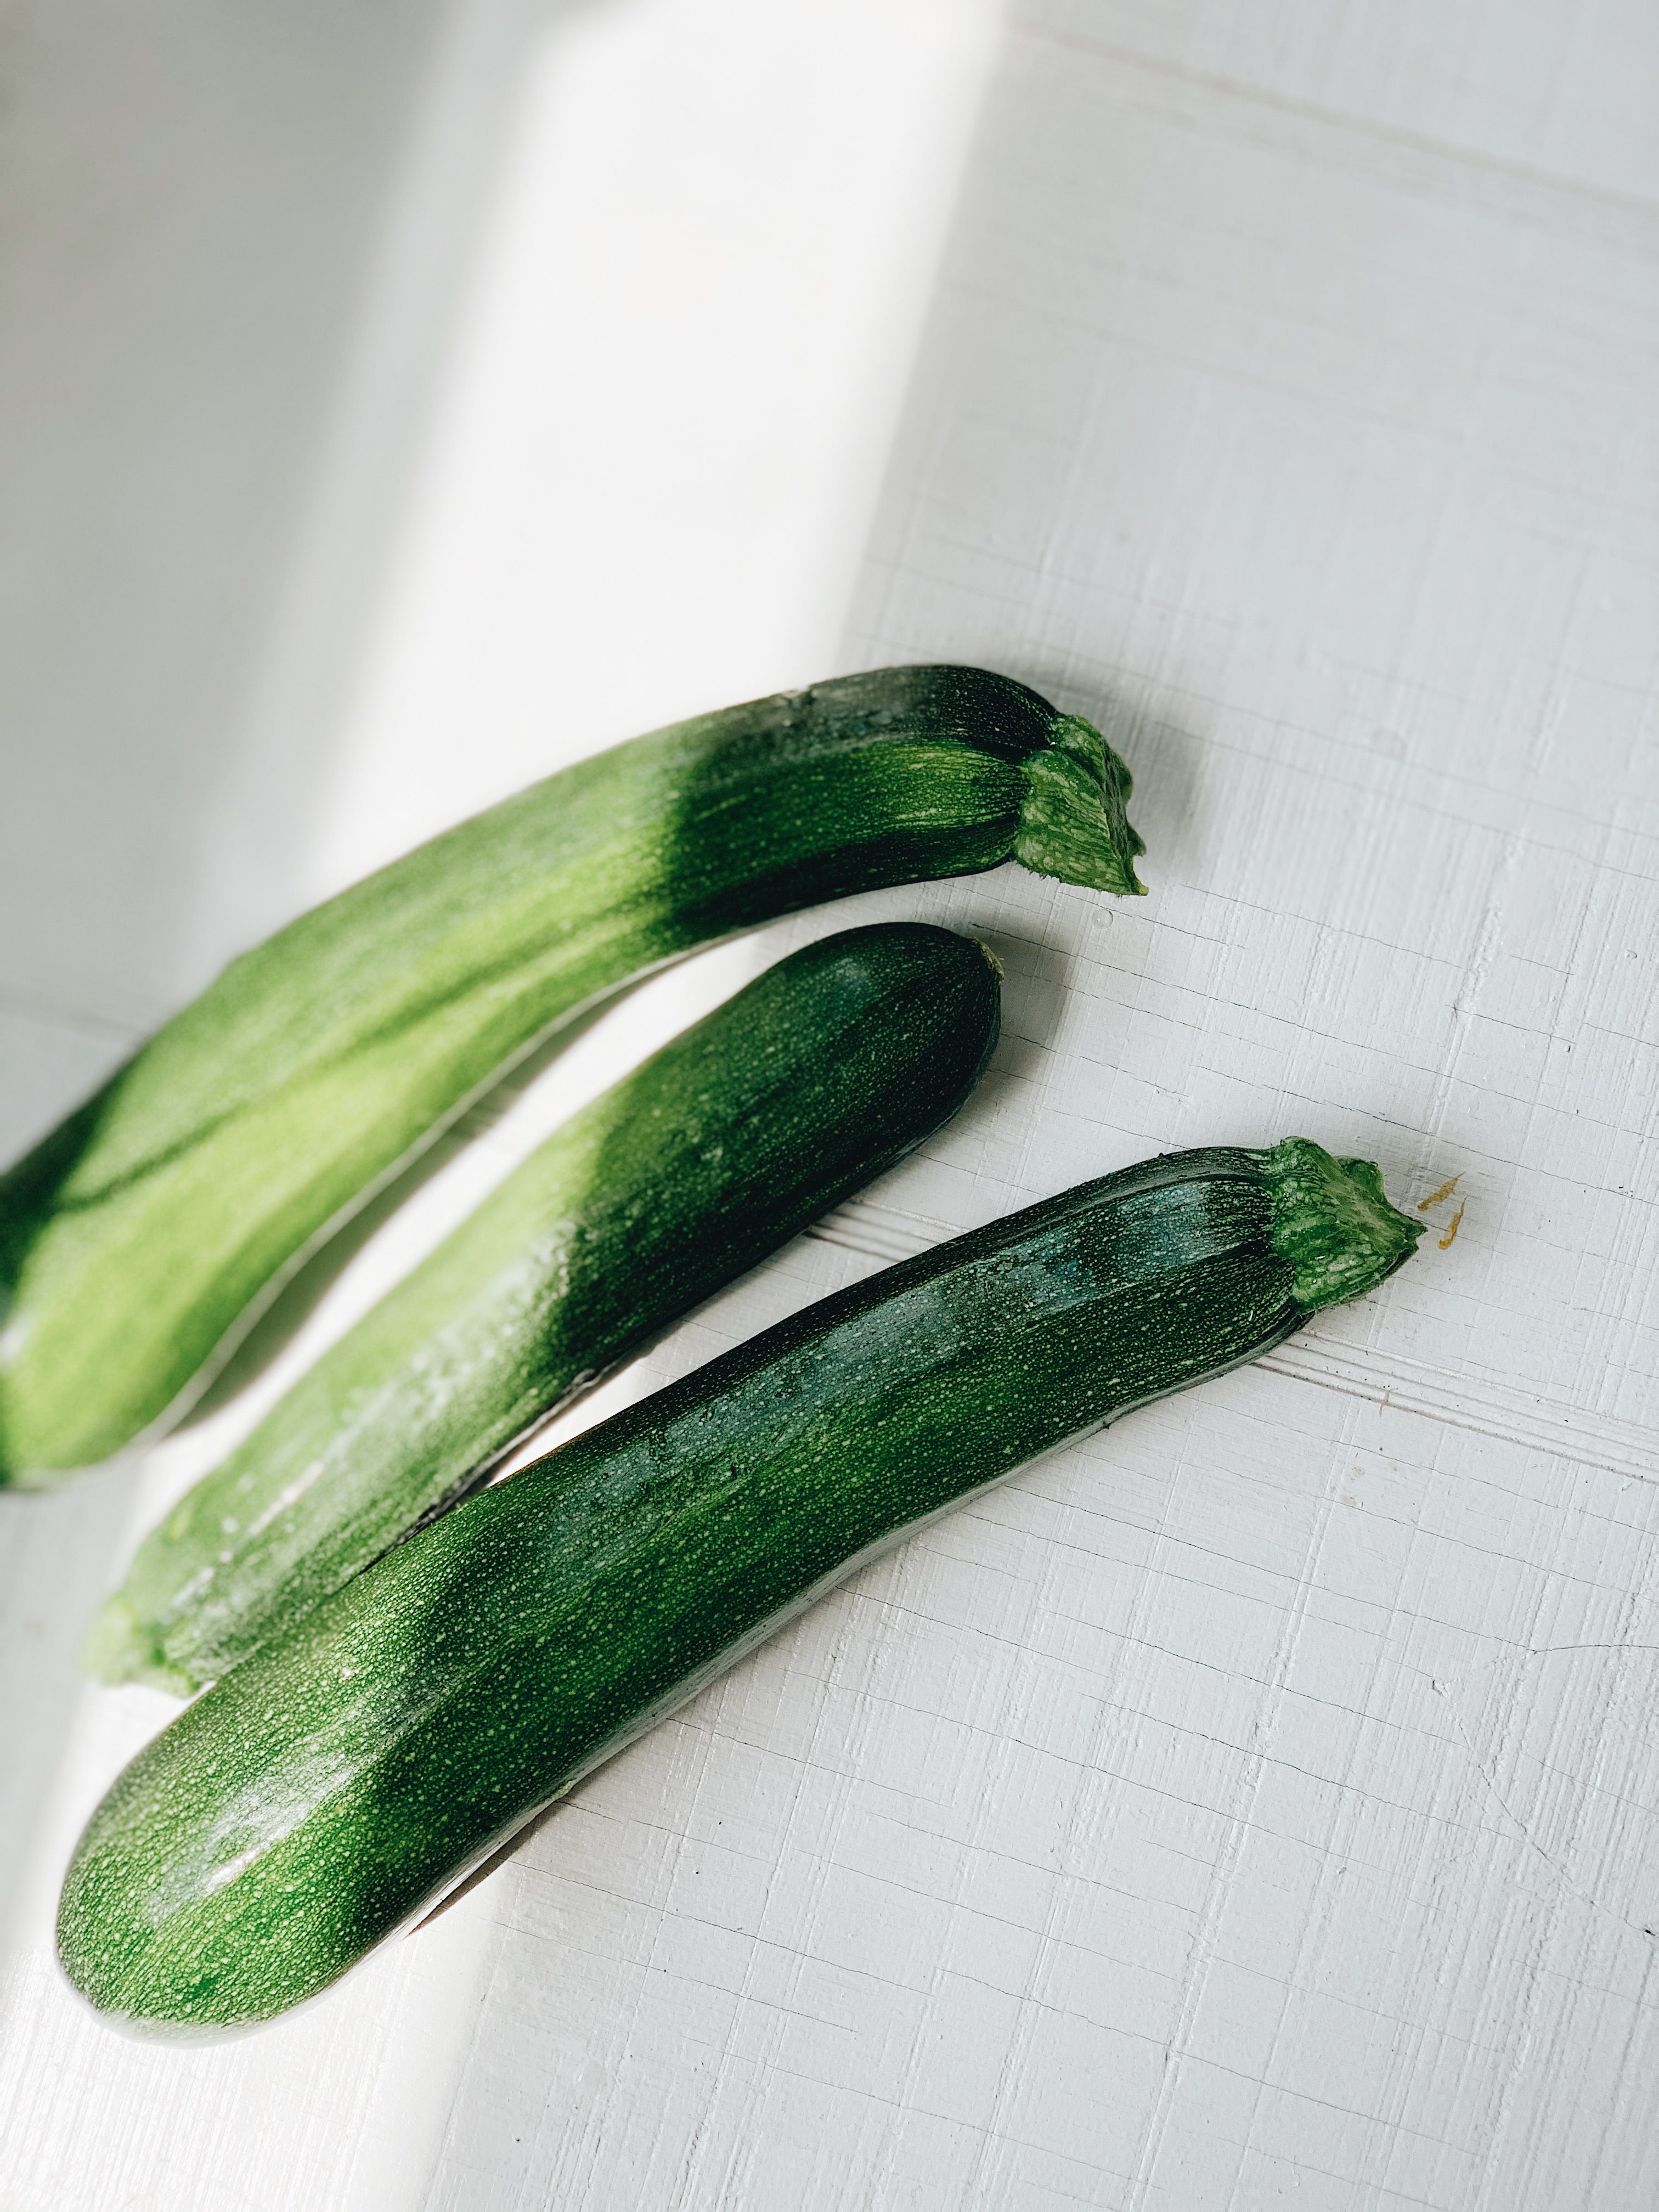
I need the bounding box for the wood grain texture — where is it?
[2,0,1656,2205]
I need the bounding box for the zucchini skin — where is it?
[87,923,1002,1696]
[0,665,1143,1483]
[57,1139,1418,2033]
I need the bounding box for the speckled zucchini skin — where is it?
[0,664,1144,1481]
[57,1139,1418,2034]
[87,923,1002,1695]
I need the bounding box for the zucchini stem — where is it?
[1263,1138,1423,1312]
[1015,714,1147,895]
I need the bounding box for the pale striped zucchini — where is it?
[86,922,1001,1695]
[58,1138,1418,2032]
[1,665,1143,1481]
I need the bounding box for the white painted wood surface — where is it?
[3,1,1657,2205]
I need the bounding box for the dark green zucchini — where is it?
[86,922,1002,1696]
[58,1138,1418,2033]
[1,665,1143,1483]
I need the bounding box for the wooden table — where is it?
[2,2,1655,2204]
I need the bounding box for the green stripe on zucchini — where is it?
[0,665,1143,1482]
[86,922,1002,1696]
[58,1138,1418,2034]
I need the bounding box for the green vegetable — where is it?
[87,922,1002,1696]
[58,1138,1419,2033]
[0,665,1143,1483]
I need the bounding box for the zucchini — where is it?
[0,664,1144,1482]
[58,1138,1419,2033]
[86,922,1002,1696]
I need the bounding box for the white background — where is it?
[2,1,1657,2205]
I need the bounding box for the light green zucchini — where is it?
[86,922,1002,1696]
[58,1137,1419,2033]
[0,664,1143,1483]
